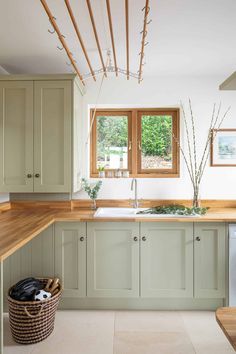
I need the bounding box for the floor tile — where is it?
[181,311,235,354]
[114,331,196,354]
[115,310,185,333]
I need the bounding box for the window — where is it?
[90,108,179,178]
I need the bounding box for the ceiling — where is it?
[0,0,236,82]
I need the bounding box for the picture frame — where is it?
[211,129,236,166]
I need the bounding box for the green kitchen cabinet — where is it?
[0,81,34,192]
[54,222,86,298]
[140,222,194,298]
[0,74,84,193]
[33,80,71,192]
[194,222,226,298]
[87,222,139,298]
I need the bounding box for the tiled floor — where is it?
[3,310,235,354]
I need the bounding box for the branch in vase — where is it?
[180,101,194,181]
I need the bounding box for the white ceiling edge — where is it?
[219,72,236,90]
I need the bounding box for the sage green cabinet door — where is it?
[140,222,193,298]
[0,81,33,192]
[34,81,71,192]
[55,222,86,298]
[194,223,226,298]
[87,222,139,298]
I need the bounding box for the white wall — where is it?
[74,75,236,201]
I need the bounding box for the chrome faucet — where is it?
[131,178,139,208]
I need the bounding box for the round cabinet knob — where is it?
[196,236,201,241]
[27,174,32,178]
[80,237,85,242]
[35,173,40,178]
[142,236,147,242]
[133,236,138,242]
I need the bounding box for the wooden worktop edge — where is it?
[10,200,72,210]
[0,202,11,212]
[72,199,236,209]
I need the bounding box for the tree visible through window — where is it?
[90,109,179,177]
[97,115,129,170]
[140,115,173,170]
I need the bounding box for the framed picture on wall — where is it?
[211,129,236,166]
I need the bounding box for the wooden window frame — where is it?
[90,108,180,178]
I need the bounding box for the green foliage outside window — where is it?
[96,115,172,159]
[141,115,172,157]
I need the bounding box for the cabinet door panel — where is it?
[55,222,86,298]
[0,81,33,192]
[141,222,193,298]
[34,81,71,192]
[194,223,226,298]
[87,222,139,298]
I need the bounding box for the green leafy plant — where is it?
[137,204,209,216]
[81,178,102,200]
[98,165,105,172]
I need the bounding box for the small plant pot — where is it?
[98,171,105,178]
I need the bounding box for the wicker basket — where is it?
[7,278,62,345]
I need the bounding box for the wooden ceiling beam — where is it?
[138,0,149,83]
[125,0,129,80]
[106,0,118,76]
[40,0,84,84]
[86,0,107,77]
[64,0,96,81]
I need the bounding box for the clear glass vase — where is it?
[192,185,201,208]
[91,199,97,210]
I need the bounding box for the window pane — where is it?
[141,115,173,169]
[96,115,128,170]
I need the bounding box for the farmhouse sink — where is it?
[94,207,201,218]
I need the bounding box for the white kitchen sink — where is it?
[94,207,201,218]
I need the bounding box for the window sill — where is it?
[90,173,180,179]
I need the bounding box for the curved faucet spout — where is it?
[131,178,139,208]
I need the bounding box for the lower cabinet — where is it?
[3,221,227,308]
[140,222,193,298]
[194,222,226,298]
[87,222,139,297]
[54,222,86,298]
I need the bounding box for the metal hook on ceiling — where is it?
[142,5,150,13]
[48,28,55,34]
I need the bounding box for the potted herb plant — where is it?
[98,165,105,178]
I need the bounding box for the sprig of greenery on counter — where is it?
[137,204,209,216]
[81,178,102,200]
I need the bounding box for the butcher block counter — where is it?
[0,200,235,353]
[0,201,236,262]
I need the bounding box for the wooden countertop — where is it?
[0,205,236,262]
[216,307,236,351]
